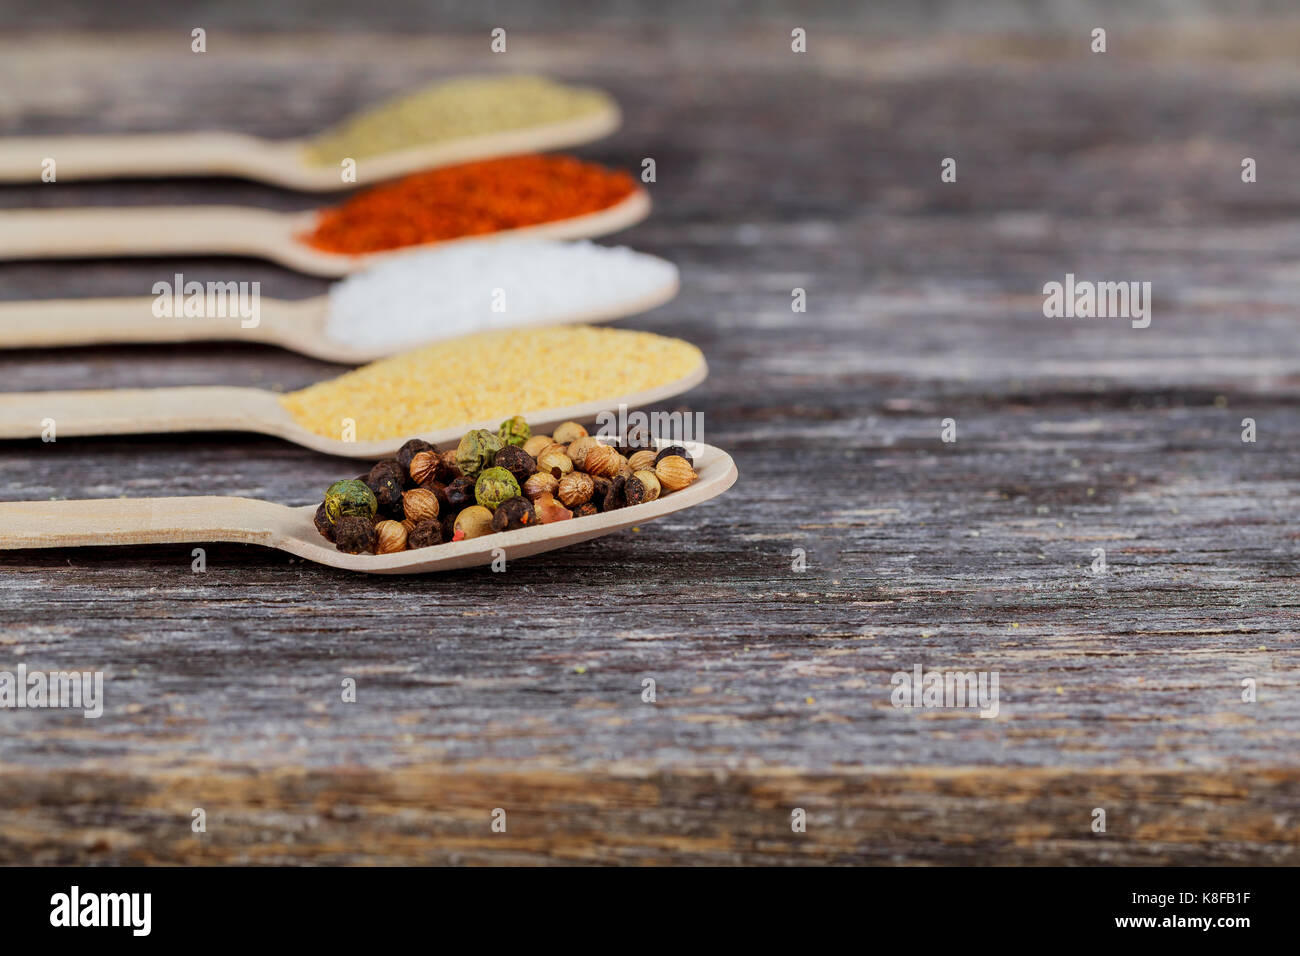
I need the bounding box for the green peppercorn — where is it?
[475,466,521,510]
[455,428,506,481]
[497,415,531,448]
[334,515,378,554]
[493,444,537,485]
[491,496,535,531]
[324,479,377,524]
[313,502,336,542]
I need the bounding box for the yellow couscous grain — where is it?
[304,75,615,165]
[280,326,704,441]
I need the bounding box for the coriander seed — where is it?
[522,471,560,500]
[522,434,553,457]
[552,421,588,444]
[402,487,440,524]
[537,450,574,478]
[409,449,441,485]
[375,519,408,554]
[557,472,595,508]
[627,449,658,472]
[655,455,698,491]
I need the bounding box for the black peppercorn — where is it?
[438,511,457,542]
[366,469,405,517]
[493,445,537,485]
[491,496,535,532]
[654,445,694,467]
[313,502,336,542]
[603,474,627,511]
[624,475,653,506]
[445,475,476,511]
[407,519,443,549]
[396,438,434,472]
[590,476,613,510]
[572,502,598,518]
[420,479,452,515]
[334,515,378,554]
[370,458,409,490]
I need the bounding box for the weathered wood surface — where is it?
[1,23,1299,865]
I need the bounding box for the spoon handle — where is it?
[0,132,298,186]
[0,496,285,550]
[0,385,286,441]
[0,205,296,261]
[0,296,320,351]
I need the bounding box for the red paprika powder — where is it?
[303,154,638,255]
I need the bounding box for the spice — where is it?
[374,520,408,554]
[625,470,661,505]
[455,429,506,482]
[445,476,476,511]
[565,436,600,469]
[302,154,638,255]
[402,488,440,524]
[453,505,495,540]
[522,434,553,457]
[324,479,377,524]
[409,450,441,485]
[304,75,616,165]
[323,241,678,352]
[628,449,658,472]
[493,445,536,485]
[334,515,378,554]
[552,421,588,444]
[313,503,336,542]
[474,467,521,510]
[522,472,559,500]
[655,455,698,491]
[497,415,530,448]
[533,492,572,523]
[310,418,706,557]
[491,496,535,532]
[557,472,594,508]
[408,519,442,549]
[280,326,703,442]
[396,437,434,471]
[582,444,620,479]
[655,445,694,467]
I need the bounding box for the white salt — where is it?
[325,239,679,350]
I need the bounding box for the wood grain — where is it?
[1,23,1298,865]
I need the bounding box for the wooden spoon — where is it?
[0,95,620,191]
[0,442,736,574]
[0,260,679,364]
[0,189,650,278]
[0,357,708,459]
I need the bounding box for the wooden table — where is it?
[1,24,1297,864]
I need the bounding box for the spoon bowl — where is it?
[0,441,737,574]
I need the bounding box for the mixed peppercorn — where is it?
[313,416,699,555]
